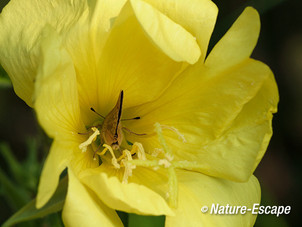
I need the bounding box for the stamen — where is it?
[98,146,110,156]
[94,145,110,160]
[151,148,164,157]
[79,127,100,152]
[161,124,187,143]
[116,152,126,162]
[154,123,172,157]
[103,144,120,169]
[158,159,171,168]
[85,122,184,209]
[154,122,178,208]
[118,143,146,183]
[121,149,136,184]
[133,142,146,160]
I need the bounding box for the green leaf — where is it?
[128,214,165,227]
[2,176,68,227]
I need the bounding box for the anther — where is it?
[103,144,120,169]
[79,127,100,152]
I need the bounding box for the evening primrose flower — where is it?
[0,0,278,226]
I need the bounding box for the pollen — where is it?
[99,144,120,169]
[133,142,146,160]
[79,127,100,152]
[120,149,136,184]
[90,122,194,208]
[158,159,172,168]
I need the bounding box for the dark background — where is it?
[212,0,302,226]
[0,0,301,226]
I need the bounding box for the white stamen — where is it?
[121,149,136,184]
[103,144,120,169]
[79,127,100,152]
[133,142,146,160]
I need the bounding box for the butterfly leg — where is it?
[122,127,147,136]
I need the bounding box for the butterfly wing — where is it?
[101,91,124,149]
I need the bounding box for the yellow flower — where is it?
[0,0,278,226]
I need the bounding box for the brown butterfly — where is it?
[91,90,145,150]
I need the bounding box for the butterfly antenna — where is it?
[90,107,105,119]
[121,116,141,121]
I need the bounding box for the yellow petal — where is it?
[143,0,218,62]
[37,137,98,208]
[251,73,279,170]
[199,69,278,181]
[0,0,89,106]
[79,164,174,216]
[70,146,99,177]
[34,27,84,138]
[82,0,187,125]
[166,170,260,227]
[63,168,123,227]
[88,0,127,63]
[70,1,126,124]
[36,140,72,208]
[131,0,201,64]
[205,7,260,73]
[125,59,277,181]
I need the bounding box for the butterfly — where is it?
[91,90,145,150]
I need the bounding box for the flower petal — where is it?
[70,146,99,177]
[0,0,89,106]
[37,137,98,208]
[125,59,277,181]
[85,0,189,123]
[88,0,127,63]
[143,0,218,62]
[73,0,128,124]
[62,168,123,227]
[251,73,279,170]
[79,164,174,216]
[34,27,84,138]
[205,7,260,74]
[165,170,260,227]
[200,71,279,181]
[131,0,201,64]
[36,140,72,208]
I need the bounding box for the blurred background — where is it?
[0,0,301,226]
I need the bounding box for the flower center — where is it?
[78,121,198,208]
[77,92,197,208]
